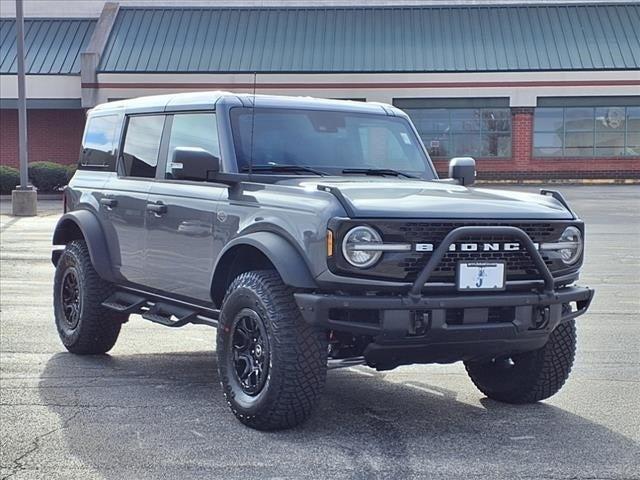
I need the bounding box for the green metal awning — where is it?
[0,18,95,74]
[99,4,640,73]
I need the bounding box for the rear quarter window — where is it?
[80,114,120,170]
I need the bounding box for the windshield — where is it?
[230,107,435,179]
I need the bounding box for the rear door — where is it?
[144,112,226,302]
[101,114,166,284]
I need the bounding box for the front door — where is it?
[144,112,225,303]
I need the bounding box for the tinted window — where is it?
[166,113,220,179]
[80,114,119,169]
[121,115,165,178]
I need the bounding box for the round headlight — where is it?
[341,226,383,268]
[557,226,583,265]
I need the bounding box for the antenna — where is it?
[248,71,257,178]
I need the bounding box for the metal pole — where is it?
[15,0,28,189]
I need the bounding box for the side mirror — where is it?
[448,157,476,186]
[170,147,220,181]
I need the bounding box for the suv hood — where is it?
[292,178,573,219]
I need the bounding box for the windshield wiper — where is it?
[241,164,328,176]
[341,168,418,179]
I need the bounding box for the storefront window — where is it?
[534,106,640,157]
[400,107,511,158]
[625,107,640,156]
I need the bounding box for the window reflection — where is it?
[122,115,164,178]
[402,107,511,158]
[82,114,119,168]
[534,106,640,157]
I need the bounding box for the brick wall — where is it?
[0,109,85,168]
[431,107,640,180]
[512,107,533,171]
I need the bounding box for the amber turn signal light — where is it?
[327,229,334,257]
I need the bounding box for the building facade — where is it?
[1,1,639,180]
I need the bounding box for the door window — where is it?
[121,115,165,178]
[165,113,220,179]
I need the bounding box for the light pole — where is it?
[11,0,37,216]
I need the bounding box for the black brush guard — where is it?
[295,226,594,369]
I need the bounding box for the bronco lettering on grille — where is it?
[414,242,540,252]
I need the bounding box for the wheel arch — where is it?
[52,210,117,282]
[211,232,317,307]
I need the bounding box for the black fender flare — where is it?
[212,231,317,291]
[52,210,117,282]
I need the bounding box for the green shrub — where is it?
[0,165,20,194]
[28,161,70,192]
[66,164,78,183]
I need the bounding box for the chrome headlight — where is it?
[341,226,383,268]
[541,226,583,265]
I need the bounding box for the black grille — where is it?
[388,222,562,282]
[396,222,559,243]
[403,249,539,279]
[401,233,550,280]
[330,219,581,283]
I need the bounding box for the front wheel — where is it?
[217,270,328,430]
[464,320,577,404]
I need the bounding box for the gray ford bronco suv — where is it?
[52,92,594,430]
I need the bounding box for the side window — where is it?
[165,113,220,180]
[80,114,119,169]
[121,115,165,178]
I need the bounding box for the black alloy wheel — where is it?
[230,308,270,396]
[217,270,328,430]
[60,267,82,329]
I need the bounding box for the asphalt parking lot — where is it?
[1,185,639,480]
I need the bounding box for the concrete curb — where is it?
[476,179,640,185]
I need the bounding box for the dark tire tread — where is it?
[53,240,124,355]
[217,270,327,430]
[465,321,576,404]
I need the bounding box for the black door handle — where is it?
[146,202,167,215]
[100,198,117,208]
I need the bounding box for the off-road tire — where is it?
[53,240,125,354]
[217,270,328,430]
[464,320,576,404]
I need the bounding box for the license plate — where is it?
[457,262,505,291]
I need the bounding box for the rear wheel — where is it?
[53,240,126,354]
[464,320,576,404]
[217,270,327,430]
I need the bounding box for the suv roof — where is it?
[90,91,403,117]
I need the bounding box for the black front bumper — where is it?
[296,225,595,369]
[295,285,594,368]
